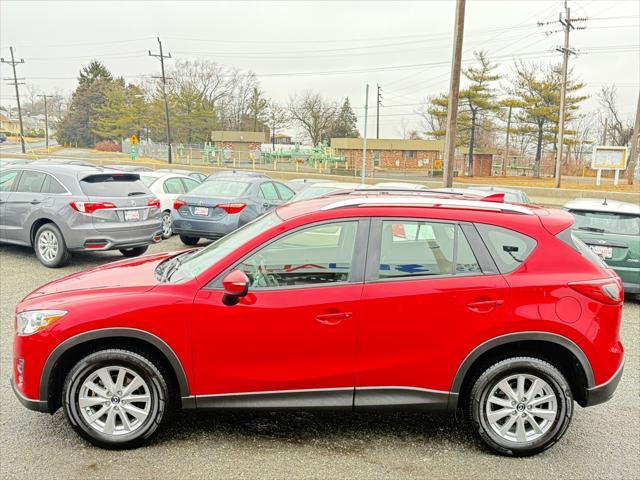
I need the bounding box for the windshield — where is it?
[293,186,342,201]
[172,211,283,280]
[190,180,250,197]
[570,210,640,235]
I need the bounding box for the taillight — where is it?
[217,203,246,214]
[70,201,116,214]
[173,199,187,209]
[147,198,161,209]
[568,279,623,305]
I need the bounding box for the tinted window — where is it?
[378,220,480,279]
[163,177,185,194]
[191,180,249,197]
[80,173,149,197]
[259,182,279,201]
[239,221,358,288]
[16,170,46,193]
[476,224,537,273]
[41,174,67,194]
[275,182,295,201]
[570,209,639,236]
[181,178,200,192]
[0,170,18,192]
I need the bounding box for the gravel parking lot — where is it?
[0,237,638,480]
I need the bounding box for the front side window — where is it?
[16,170,46,193]
[378,220,480,279]
[476,224,537,273]
[238,221,358,288]
[0,170,18,192]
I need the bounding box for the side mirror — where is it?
[221,269,249,306]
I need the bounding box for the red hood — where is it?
[23,251,177,302]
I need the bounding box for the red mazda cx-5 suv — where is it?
[12,190,624,455]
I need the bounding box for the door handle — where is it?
[467,299,504,312]
[262,202,269,208]
[315,312,352,325]
[30,199,41,205]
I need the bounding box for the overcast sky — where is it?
[1,0,638,138]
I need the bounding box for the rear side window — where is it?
[163,177,185,194]
[378,220,481,279]
[476,224,537,273]
[275,182,295,201]
[41,174,67,194]
[259,182,279,201]
[80,173,149,197]
[16,170,46,193]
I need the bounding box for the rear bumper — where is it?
[10,377,49,413]
[622,282,640,295]
[172,214,240,239]
[68,227,163,252]
[584,360,624,407]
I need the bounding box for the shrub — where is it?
[95,140,122,152]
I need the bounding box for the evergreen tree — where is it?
[330,97,359,138]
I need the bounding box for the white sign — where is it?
[591,146,627,170]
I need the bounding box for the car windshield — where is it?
[570,210,640,235]
[293,186,342,201]
[190,180,250,197]
[171,211,283,281]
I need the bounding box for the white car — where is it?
[139,171,201,238]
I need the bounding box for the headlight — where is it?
[16,310,67,335]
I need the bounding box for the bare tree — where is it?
[266,101,289,148]
[598,85,634,146]
[288,91,337,145]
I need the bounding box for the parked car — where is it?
[156,168,208,183]
[469,186,532,204]
[0,133,7,143]
[291,181,360,201]
[0,157,30,167]
[32,159,96,168]
[287,178,326,192]
[11,190,623,454]
[105,164,154,172]
[565,198,639,295]
[205,170,269,180]
[0,165,163,267]
[171,176,295,245]
[364,181,429,191]
[138,171,201,238]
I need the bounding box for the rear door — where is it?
[257,181,281,214]
[79,173,158,232]
[4,169,48,243]
[161,176,186,212]
[0,168,20,241]
[355,218,510,407]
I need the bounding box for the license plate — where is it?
[590,245,613,259]
[193,206,209,216]
[124,210,141,221]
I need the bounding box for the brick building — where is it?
[330,138,444,172]
[458,147,499,177]
[211,131,267,162]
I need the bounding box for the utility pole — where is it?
[504,104,513,176]
[627,91,640,185]
[361,84,370,184]
[38,94,51,151]
[553,1,586,188]
[149,37,173,163]
[442,0,466,188]
[1,47,26,153]
[376,84,382,139]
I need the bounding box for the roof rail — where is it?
[320,196,535,215]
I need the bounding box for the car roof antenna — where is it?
[602,198,608,206]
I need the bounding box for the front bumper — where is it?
[584,361,624,407]
[10,377,49,413]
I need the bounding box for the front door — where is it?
[192,219,368,408]
[0,168,20,240]
[355,218,510,408]
[4,169,48,243]
[257,181,282,214]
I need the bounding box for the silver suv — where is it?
[0,164,163,267]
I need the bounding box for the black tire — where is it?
[34,222,71,268]
[468,356,573,457]
[161,211,172,239]
[180,235,199,246]
[120,246,149,257]
[62,349,169,450]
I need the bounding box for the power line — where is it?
[1,47,26,153]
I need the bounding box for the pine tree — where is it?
[330,97,359,138]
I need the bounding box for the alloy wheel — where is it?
[162,212,172,237]
[38,230,59,262]
[485,373,558,443]
[78,366,152,436]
